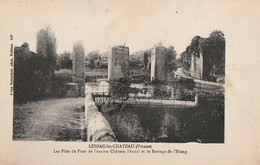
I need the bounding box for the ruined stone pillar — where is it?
[73,52,85,79]
[108,46,129,81]
[150,46,167,81]
[73,41,85,96]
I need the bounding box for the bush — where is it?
[14,47,48,103]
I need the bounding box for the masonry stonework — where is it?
[73,52,85,79]
[190,49,203,80]
[151,46,167,81]
[108,46,129,81]
[73,46,85,96]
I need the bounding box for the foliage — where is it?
[36,26,57,77]
[143,50,151,70]
[87,51,101,69]
[14,27,64,103]
[14,44,48,103]
[129,55,143,69]
[57,51,72,70]
[181,30,225,82]
[166,46,177,72]
[87,51,100,60]
[89,59,95,69]
[202,30,225,81]
[99,62,108,69]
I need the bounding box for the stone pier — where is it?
[108,45,129,81]
[72,42,85,96]
[151,46,167,81]
[73,49,85,79]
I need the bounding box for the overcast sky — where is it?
[3,0,244,55]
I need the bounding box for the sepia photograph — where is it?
[13,26,86,141]
[85,31,225,143]
[1,0,259,164]
[12,25,225,143]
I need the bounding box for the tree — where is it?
[143,52,148,70]
[95,57,101,69]
[36,26,57,78]
[14,43,47,103]
[202,30,225,81]
[57,51,72,69]
[86,51,101,69]
[209,30,225,41]
[87,51,100,61]
[166,46,177,72]
[89,59,95,69]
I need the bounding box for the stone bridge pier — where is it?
[151,46,168,82]
[72,43,85,96]
[108,45,129,81]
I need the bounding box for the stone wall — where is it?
[108,46,129,81]
[85,93,117,142]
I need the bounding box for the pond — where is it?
[85,80,224,143]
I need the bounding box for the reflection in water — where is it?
[102,95,224,143]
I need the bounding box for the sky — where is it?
[1,0,252,55]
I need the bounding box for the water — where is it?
[102,95,224,143]
[86,80,224,143]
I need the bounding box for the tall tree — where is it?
[203,30,225,81]
[166,46,177,72]
[36,26,57,78]
[57,51,72,69]
[143,52,148,70]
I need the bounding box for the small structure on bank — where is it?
[108,45,129,81]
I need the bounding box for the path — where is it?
[13,97,85,141]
